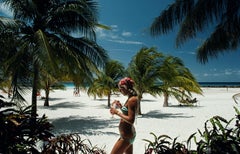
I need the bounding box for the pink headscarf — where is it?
[118,77,134,90]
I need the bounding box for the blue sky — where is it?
[96,0,240,82]
[1,1,240,82]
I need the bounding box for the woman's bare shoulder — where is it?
[128,96,138,105]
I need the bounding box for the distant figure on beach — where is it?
[110,77,138,154]
[73,87,80,96]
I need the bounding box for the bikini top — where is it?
[121,106,128,115]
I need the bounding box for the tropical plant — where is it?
[0,0,108,117]
[42,133,106,154]
[150,0,240,63]
[88,60,125,107]
[158,55,202,107]
[0,105,54,153]
[194,114,240,153]
[127,47,164,114]
[144,107,240,154]
[0,93,106,154]
[39,68,67,106]
[0,94,15,108]
[143,132,190,154]
[128,47,201,112]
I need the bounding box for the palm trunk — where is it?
[138,94,142,115]
[44,82,50,106]
[31,63,39,118]
[163,92,169,107]
[107,93,111,107]
[44,89,50,106]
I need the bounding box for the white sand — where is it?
[5,87,240,153]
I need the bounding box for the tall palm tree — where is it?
[87,60,125,107]
[0,0,108,117]
[158,55,202,107]
[127,47,164,114]
[150,0,240,63]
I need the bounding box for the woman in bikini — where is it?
[110,77,138,154]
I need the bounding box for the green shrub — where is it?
[143,107,240,154]
[143,133,190,154]
[42,133,106,154]
[194,107,240,154]
[0,105,54,153]
[0,96,106,154]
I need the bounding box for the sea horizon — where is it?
[198,81,240,87]
[61,81,240,88]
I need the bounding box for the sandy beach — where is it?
[5,87,239,153]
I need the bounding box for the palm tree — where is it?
[39,70,66,106]
[128,47,202,113]
[87,60,125,107]
[158,55,202,107]
[150,0,240,63]
[127,47,164,114]
[0,0,108,117]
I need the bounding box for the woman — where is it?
[110,77,138,154]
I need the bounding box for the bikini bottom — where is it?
[120,132,136,144]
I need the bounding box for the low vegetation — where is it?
[144,107,240,154]
[0,95,106,154]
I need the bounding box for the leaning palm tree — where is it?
[158,55,202,107]
[87,60,125,107]
[0,0,108,117]
[150,0,240,63]
[127,47,164,114]
[128,47,202,112]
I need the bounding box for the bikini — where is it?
[120,106,136,144]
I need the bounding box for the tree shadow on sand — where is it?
[50,116,119,136]
[38,101,87,110]
[141,99,158,102]
[140,110,194,119]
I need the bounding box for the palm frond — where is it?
[0,16,17,29]
[46,0,99,40]
[150,0,195,36]
[197,18,240,63]
[176,0,227,46]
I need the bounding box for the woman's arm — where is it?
[111,96,138,124]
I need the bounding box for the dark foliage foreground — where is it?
[0,95,106,154]
[42,133,106,154]
[144,106,240,154]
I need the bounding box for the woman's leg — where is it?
[124,144,133,154]
[110,138,130,154]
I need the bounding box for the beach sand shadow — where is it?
[96,104,109,109]
[94,98,108,101]
[38,101,86,110]
[50,116,119,136]
[141,99,158,102]
[168,104,203,108]
[141,110,194,119]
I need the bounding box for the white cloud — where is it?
[224,69,233,75]
[176,50,196,55]
[96,25,143,45]
[122,31,132,37]
[201,68,240,80]
[111,25,119,32]
[108,39,143,45]
[203,73,209,77]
